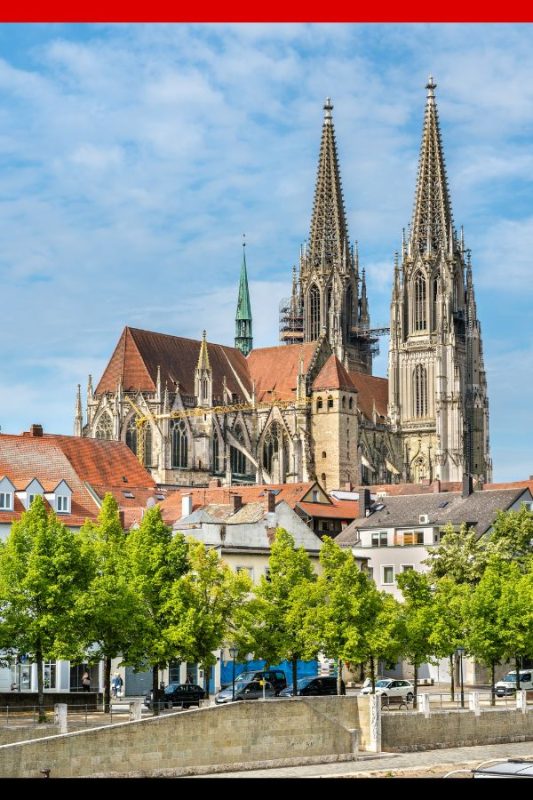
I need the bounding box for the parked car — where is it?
[225,669,287,695]
[360,678,414,701]
[279,676,346,697]
[472,759,533,778]
[214,679,277,704]
[495,670,533,697]
[144,682,205,709]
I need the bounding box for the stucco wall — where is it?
[382,708,533,752]
[0,696,369,778]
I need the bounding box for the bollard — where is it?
[368,694,382,753]
[54,703,68,734]
[468,691,480,716]
[348,728,359,760]
[418,692,431,718]
[129,699,142,721]
[516,689,527,714]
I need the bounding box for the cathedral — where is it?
[76,78,492,489]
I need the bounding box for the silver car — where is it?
[215,679,276,704]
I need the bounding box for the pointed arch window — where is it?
[202,377,209,401]
[144,425,153,468]
[125,417,137,454]
[171,420,188,469]
[413,365,428,418]
[212,429,220,473]
[414,272,427,331]
[95,413,113,440]
[345,285,353,333]
[432,271,440,330]
[230,424,248,477]
[309,284,321,340]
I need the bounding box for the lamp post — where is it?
[229,647,238,702]
[456,646,465,708]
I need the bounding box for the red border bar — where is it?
[2,2,533,23]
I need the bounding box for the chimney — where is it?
[267,490,276,513]
[432,479,441,494]
[181,494,193,518]
[209,478,221,488]
[344,481,353,491]
[462,474,473,498]
[359,488,371,517]
[30,424,43,437]
[231,494,242,513]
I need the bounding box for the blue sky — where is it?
[0,23,531,482]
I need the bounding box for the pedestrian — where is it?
[81,671,91,692]
[111,672,123,698]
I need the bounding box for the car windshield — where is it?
[375,680,392,688]
[165,683,181,693]
[295,678,312,688]
[235,672,256,684]
[503,674,518,682]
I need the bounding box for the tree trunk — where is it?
[449,654,455,702]
[203,663,210,699]
[103,656,112,714]
[370,654,376,693]
[292,656,298,695]
[152,664,160,716]
[490,660,496,707]
[413,663,418,710]
[337,658,343,695]
[36,643,46,723]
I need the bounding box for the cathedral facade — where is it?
[76,79,491,489]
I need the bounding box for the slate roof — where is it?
[336,487,531,545]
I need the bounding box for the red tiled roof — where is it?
[96,327,251,400]
[367,481,462,495]
[312,354,355,392]
[159,481,317,524]
[247,343,317,402]
[0,432,156,528]
[298,499,359,520]
[349,373,388,420]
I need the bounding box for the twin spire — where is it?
[234,236,253,356]
[409,76,455,257]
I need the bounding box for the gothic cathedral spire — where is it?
[388,77,491,484]
[234,238,253,356]
[295,98,373,374]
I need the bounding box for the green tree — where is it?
[428,577,469,701]
[0,497,89,720]
[396,569,435,707]
[125,506,189,715]
[312,538,377,694]
[465,559,509,704]
[362,591,403,694]
[249,528,317,691]
[76,494,145,712]
[424,523,487,585]
[165,539,251,695]
[487,506,533,566]
[497,561,533,692]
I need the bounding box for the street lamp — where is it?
[229,646,238,702]
[456,646,465,708]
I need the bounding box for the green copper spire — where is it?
[235,236,253,356]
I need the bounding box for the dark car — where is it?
[215,679,277,704]
[144,682,205,709]
[227,670,287,695]
[279,676,346,697]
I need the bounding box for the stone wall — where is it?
[382,708,533,752]
[0,696,369,778]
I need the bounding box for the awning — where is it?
[386,459,400,475]
[361,454,374,470]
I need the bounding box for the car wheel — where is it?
[406,692,414,702]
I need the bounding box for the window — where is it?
[371,532,388,547]
[366,566,374,581]
[523,501,533,512]
[125,416,137,455]
[309,284,321,340]
[171,420,188,469]
[264,567,271,582]
[144,425,153,468]
[236,566,253,581]
[0,492,13,510]
[316,397,323,411]
[382,566,394,585]
[322,451,327,459]
[413,364,428,417]
[342,396,346,409]
[401,565,414,573]
[400,531,424,545]
[212,430,220,473]
[56,495,70,513]
[95,413,113,440]
[327,396,334,410]
[43,661,56,690]
[414,271,427,331]
[349,397,353,410]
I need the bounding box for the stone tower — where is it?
[388,77,491,483]
[235,240,253,356]
[293,99,373,374]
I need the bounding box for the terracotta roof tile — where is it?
[247,343,317,401]
[312,354,355,392]
[96,327,251,400]
[349,372,388,420]
[298,500,359,520]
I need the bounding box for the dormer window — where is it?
[0,491,13,510]
[56,495,70,514]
